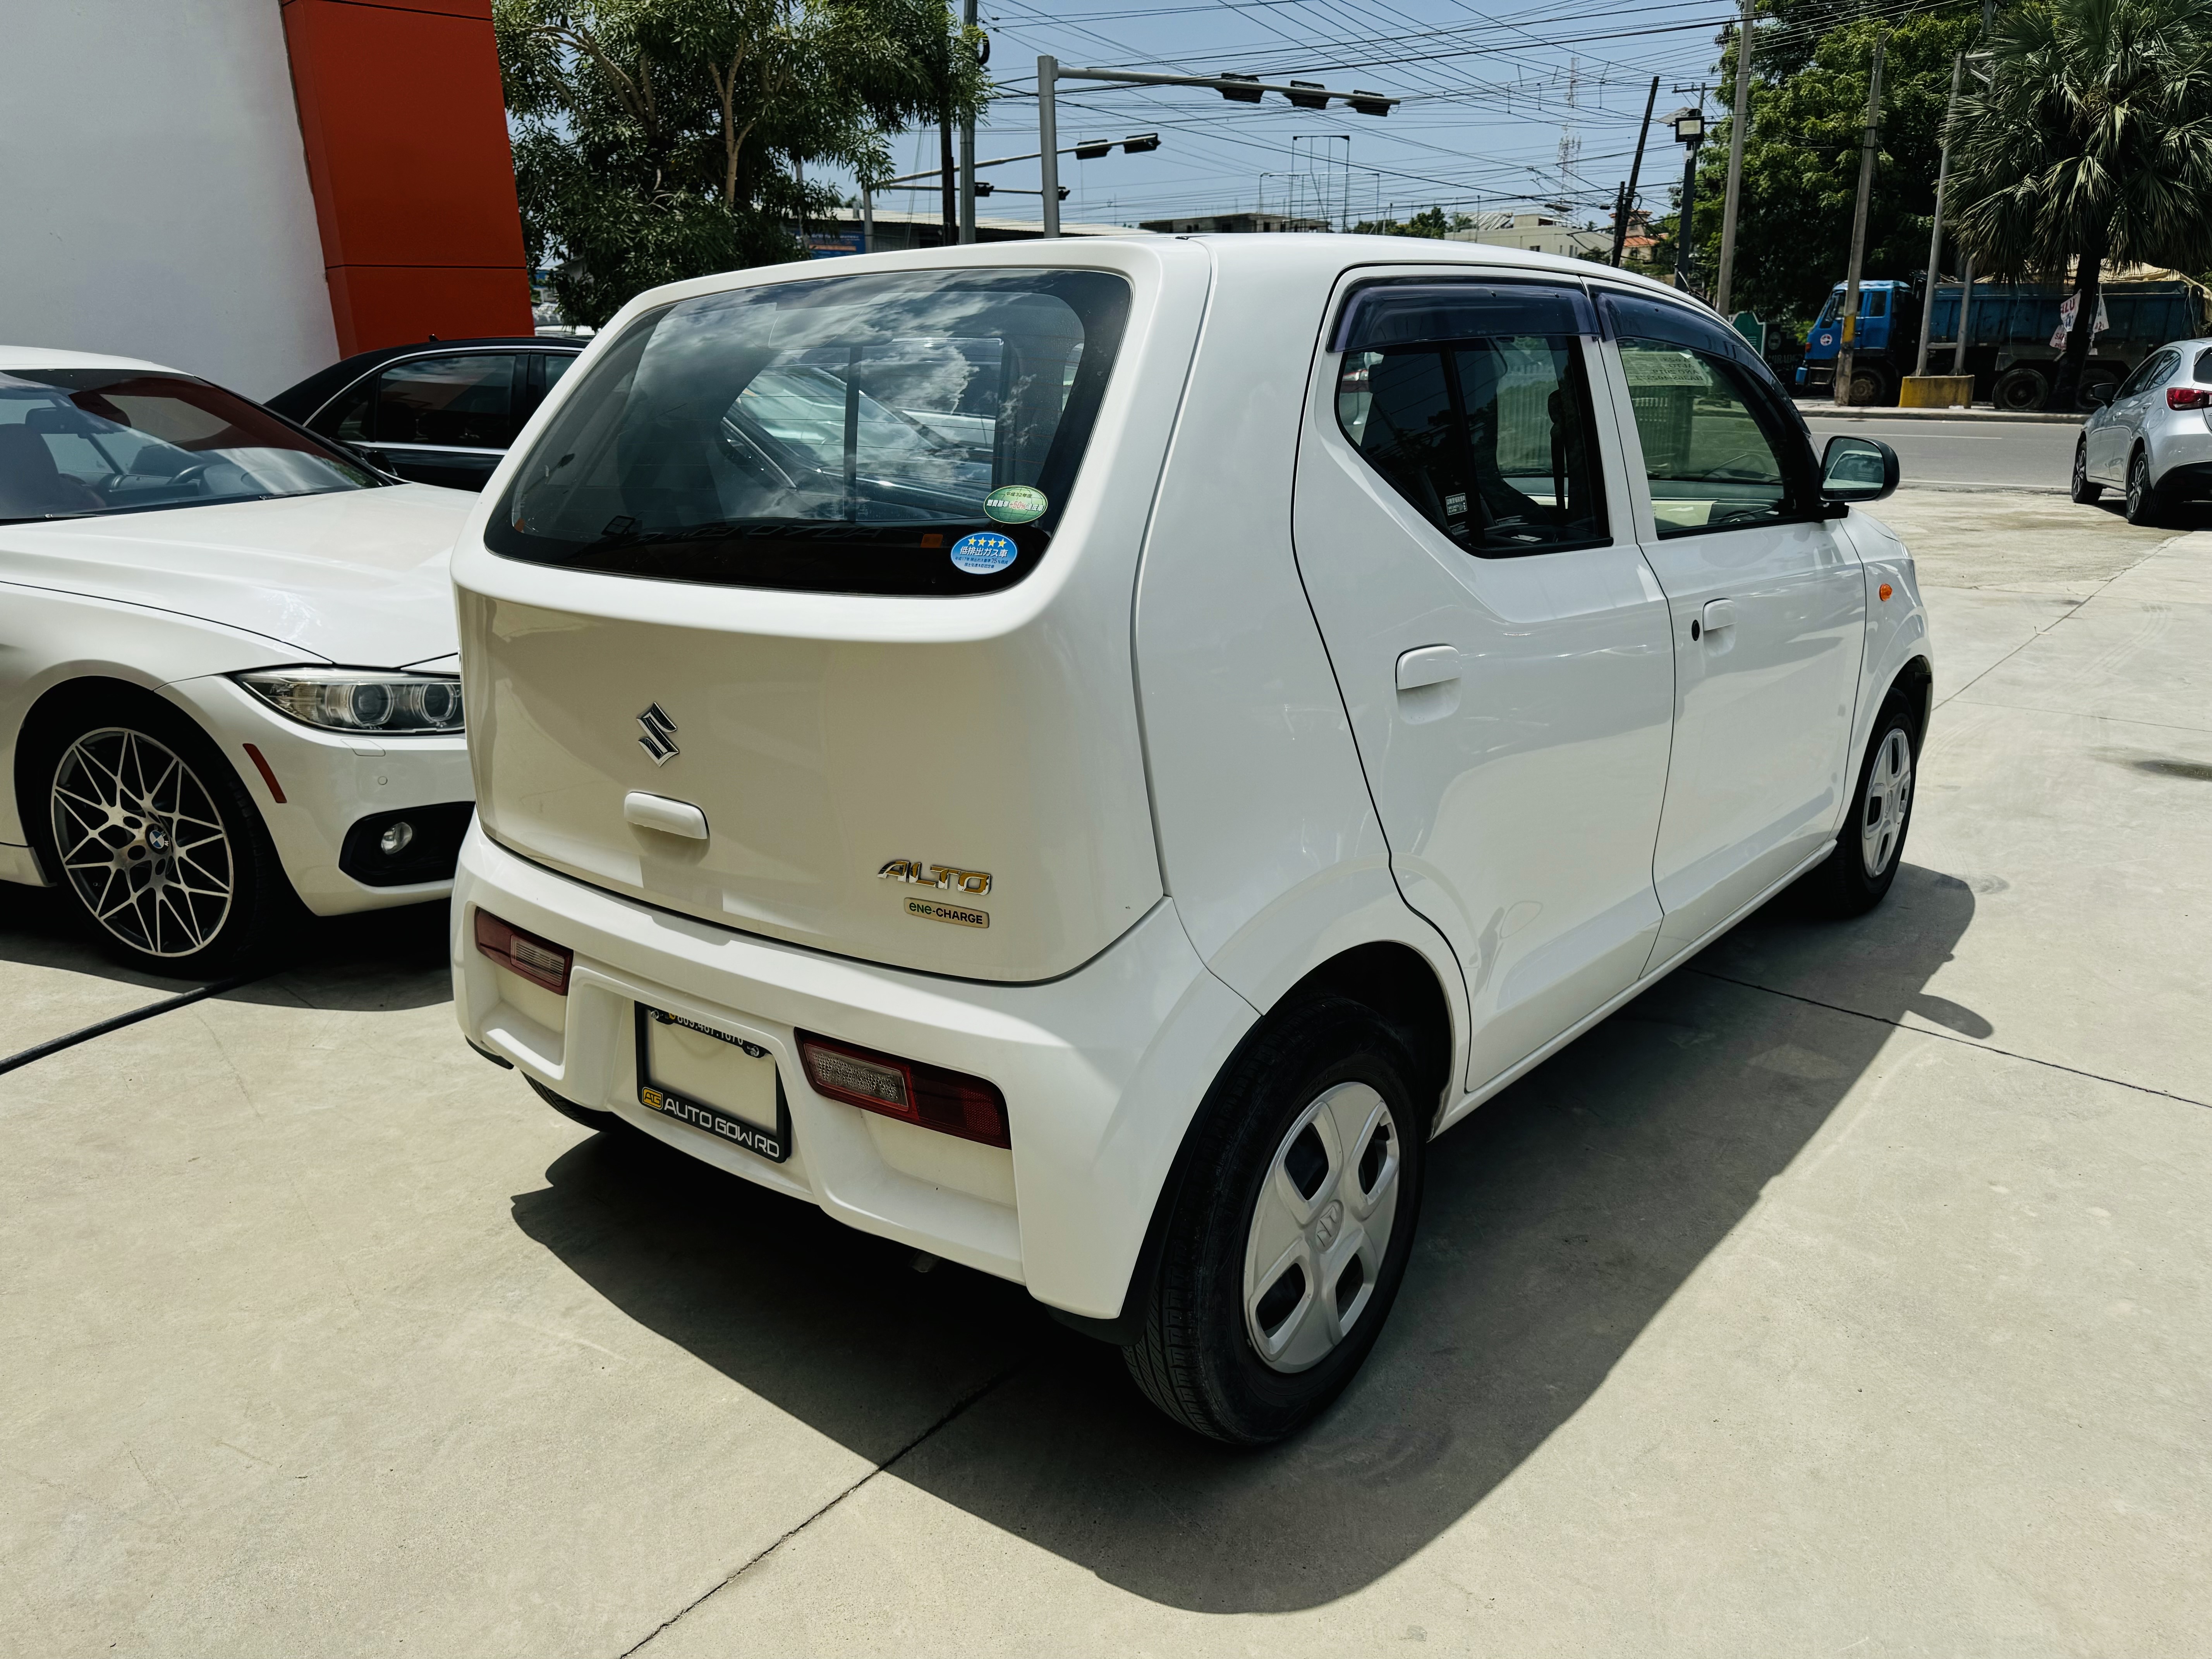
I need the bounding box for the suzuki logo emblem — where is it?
[637,703,679,765]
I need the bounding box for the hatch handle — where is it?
[623,792,709,839]
[1396,644,1463,691]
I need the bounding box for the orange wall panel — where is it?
[281,0,531,356]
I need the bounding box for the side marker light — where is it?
[242,743,286,803]
[1879,582,1893,601]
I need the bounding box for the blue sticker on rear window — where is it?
[949,531,1017,575]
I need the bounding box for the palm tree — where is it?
[1946,0,2212,409]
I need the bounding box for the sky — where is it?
[851,0,1765,233]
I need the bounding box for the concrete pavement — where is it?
[3,488,2208,1656]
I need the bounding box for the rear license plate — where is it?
[633,1005,790,1162]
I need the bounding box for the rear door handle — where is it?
[1700,599,1737,634]
[624,791,708,839]
[1396,644,1463,691]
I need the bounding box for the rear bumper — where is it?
[2148,431,2212,495]
[451,825,1257,1317]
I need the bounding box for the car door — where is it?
[317,352,523,489]
[2097,348,2177,482]
[1595,289,1868,970]
[1293,276,1678,1092]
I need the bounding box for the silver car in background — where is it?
[2074,338,2212,524]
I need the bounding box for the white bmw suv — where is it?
[450,237,1931,1443]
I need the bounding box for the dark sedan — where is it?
[265,337,584,491]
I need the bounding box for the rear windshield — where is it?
[487,269,1131,595]
[0,369,378,524]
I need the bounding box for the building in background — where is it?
[2,0,530,396]
[1447,212,1609,260]
[1137,211,1328,235]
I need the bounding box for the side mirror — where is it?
[1819,433,1899,508]
[2083,382,2116,407]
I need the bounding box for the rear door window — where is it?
[489,270,1130,596]
[375,354,520,448]
[1331,282,1608,555]
[2119,350,2178,398]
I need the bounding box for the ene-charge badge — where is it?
[984,484,1048,524]
[950,531,1018,574]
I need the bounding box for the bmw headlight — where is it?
[235,667,464,733]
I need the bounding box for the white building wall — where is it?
[0,0,338,397]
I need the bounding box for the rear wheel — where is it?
[2125,449,2166,526]
[1125,996,1427,1444]
[1992,365,2049,411]
[27,690,298,976]
[2071,438,2103,504]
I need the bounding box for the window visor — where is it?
[1333,281,1598,353]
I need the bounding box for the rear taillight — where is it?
[2167,386,2212,410]
[797,1032,1010,1148]
[474,909,573,994]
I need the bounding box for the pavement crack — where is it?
[0,970,270,1079]
[616,1360,1025,1657]
[1685,967,2210,1110]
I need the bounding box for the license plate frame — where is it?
[632,1003,791,1163]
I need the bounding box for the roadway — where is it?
[1800,408,2081,493]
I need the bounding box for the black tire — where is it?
[1841,365,1888,407]
[2124,448,2166,526]
[2075,369,2122,411]
[527,1074,625,1133]
[23,687,301,977]
[1804,692,1919,918]
[1992,366,2049,412]
[1124,995,1428,1445]
[2070,438,2104,504]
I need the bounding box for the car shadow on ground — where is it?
[0,881,453,1020]
[510,863,1976,1613]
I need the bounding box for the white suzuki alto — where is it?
[450,237,1930,1443]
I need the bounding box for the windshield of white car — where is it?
[0,369,380,524]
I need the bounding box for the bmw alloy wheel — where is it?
[50,727,236,959]
[1242,1080,1401,1372]
[1859,726,1913,879]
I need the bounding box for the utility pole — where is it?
[1038,57,1061,238]
[1833,30,1887,406]
[1715,0,1755,314]
[958,0,979,244]
[1954,2,1998,383]
[1612,74,1661,267]
[1914,51,1964,379]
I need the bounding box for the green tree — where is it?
[496,0,988,326]
[1947,0,2212,406]
[1686,2,1981,336]
[1351,206,1478,238]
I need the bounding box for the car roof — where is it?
[0,345,181,375]
[264,335,581,421]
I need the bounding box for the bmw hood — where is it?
[0,484,473,668]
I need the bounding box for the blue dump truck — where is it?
[1795,277,2201,410]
